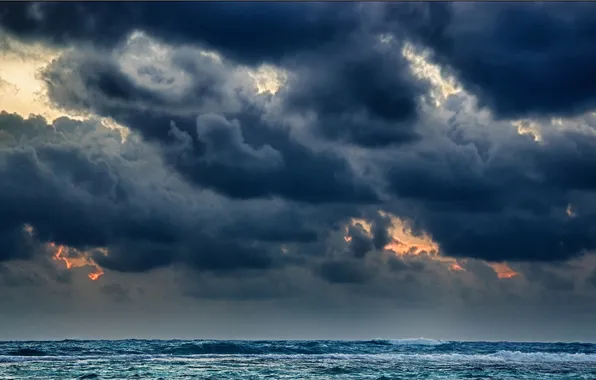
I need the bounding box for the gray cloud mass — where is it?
[1,2,596,340]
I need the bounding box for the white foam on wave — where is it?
[244,351,596,363]
[2,351,596,364]
[389,351,596,363]
[489,350,596,363]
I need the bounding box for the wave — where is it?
[202,351,596,363]
[371,338,446,346]
[165,342,262,355]
[6,348,47,356]
[487,350,596,363]
[364,351,596,363]
[2,340,596,360]
[1,351,596,364]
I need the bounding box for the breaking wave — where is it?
[398,350,596,363]
[2,340,595,362]
[165,342,262,355]
[486,350,596,363]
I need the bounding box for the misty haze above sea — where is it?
[1,339,595,379]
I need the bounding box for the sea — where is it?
[1,339,595,379]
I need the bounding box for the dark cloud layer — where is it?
[0,111,324,274]
[383,115,596,262]
[2,1,596,297]
[2,2,428,149]
[41,45,379,204]
[280,33,426,147]
[388,2,596,119]
[0,2,357,65]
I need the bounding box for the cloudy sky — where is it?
[1,2,596,342]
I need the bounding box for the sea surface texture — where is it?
[1,339,595,379]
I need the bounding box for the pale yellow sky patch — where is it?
[248,64,288,95]
[512,120,542,142]
[0,36,130,140]
[0,42,64,121]
[401,42,461,107]
[398,39,592,143]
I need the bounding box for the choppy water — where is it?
[1,339,596,379]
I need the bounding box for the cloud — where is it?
[39,36,379,204]
[2,3,431,149]
[0,2,357,65]
[26,27,596,268]
[367,94,596,262]
[278,33,427,147]
[3,1,596,325]
[388,2,596,119]
[0,111,319,275]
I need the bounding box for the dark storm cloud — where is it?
[0,227,38,262]
[0,111,317,273]
[345,223,373,258]
[167,113,378,203]
[386,2,596,119]
[219,210,319,244]
[2,1,430,149]
[42,44,248,138]
[4,1,596,276]
[370,213,392,251]
[41,43,379,204]
[280,33,427,147]
[37,29,596,266]
[0,2,357,65]
[380,111,596,262]
[343,211,392,258]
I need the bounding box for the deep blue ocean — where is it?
[1,339,595,379]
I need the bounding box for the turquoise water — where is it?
[1,339,595,379]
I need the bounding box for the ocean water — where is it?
[1,339,595,379]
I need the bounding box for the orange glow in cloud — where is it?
[381,219,438,257]
[51,243,73,269]
[377,211,440,257]
[344,213,464,270]
[344,214,441,257]
[343,213,528,279]
[48,242,107,281]
[449,262,466,272]
[87,268,104,281]
[487,262,519,279]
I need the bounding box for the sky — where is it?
[1,2,596,342]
